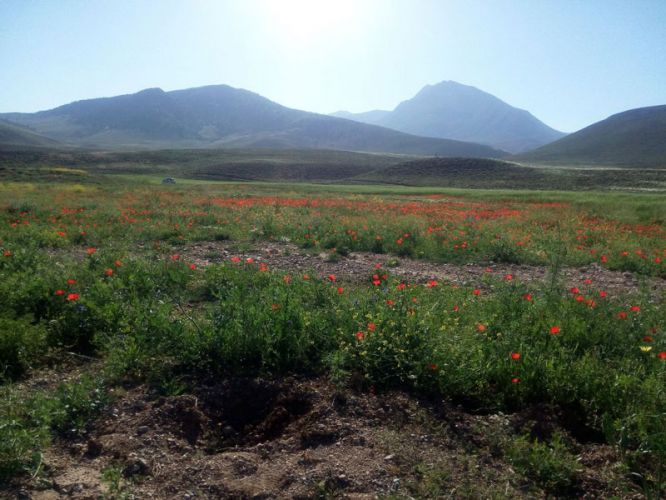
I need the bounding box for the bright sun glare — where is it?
[263,0,361,44]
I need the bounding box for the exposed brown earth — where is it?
[181,240,665,298]
[7,377,640,499]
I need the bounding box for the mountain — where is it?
[0,119,63,149]
[514,105,666,167]
[331,81,565,153]
[0,85,505,157]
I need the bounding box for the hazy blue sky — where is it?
[1,0,665,132]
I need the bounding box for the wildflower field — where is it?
[1,179,665,497]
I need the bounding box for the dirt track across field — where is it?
[181,240,665,298]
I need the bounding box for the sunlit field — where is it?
[1,179,665,496]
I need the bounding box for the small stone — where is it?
[136,425,150,436]
[123,457,150,477]
[384,454,395,461]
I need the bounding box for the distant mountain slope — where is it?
[332,81,565,153]
[515,105,666,167]
[0,85,505,157]
[0,119,62,149]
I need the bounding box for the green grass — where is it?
[0,179,664,493]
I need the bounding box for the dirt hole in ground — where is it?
[197,378,316,450]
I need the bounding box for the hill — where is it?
[0,119,63,149]
[0,85,505,158]
[351,156,666,190]
[515,105,666,167]
[332,81,565,153]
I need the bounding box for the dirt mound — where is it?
[8,377,641,499]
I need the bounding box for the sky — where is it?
[0,0,665,132]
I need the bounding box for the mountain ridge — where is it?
[514,105,666,166]
[331,81,565,153]
[0,85,505,157]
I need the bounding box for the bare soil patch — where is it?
[7,377,639,499]
[182,240,665,297]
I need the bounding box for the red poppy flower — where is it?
[57,231,66,237]
[374,263,382,270]
[643,335,653,343]
[510,352,521,360]
[570,287,580,294]
[601,255,608,263]
[386,299,394,306]
[86,247,97,255]
[473,289,481,296]
[170,254,180,262]
[189,264,197,270]
[372,279,381,286]
[114,260,123,267]
[337,287,344,294]
[328,274,336,282]
[550,326,561,335]
[230,256,241,263]
[504,274,513,281]
[355,331,365,340]
[66,293,79,301]
[428,363,438,371]
[599,290,607,298]
[246,257,255,264]
[303,274,310,281]
[367,322,376,331]
[283,275,292,284]
[2,250,11,257]
[630,305,641,312]
[55,289,65,296]
[259,263,268,272]
[618,311,628,320]
[584,279,593,285]
[477,324,486,332]
[372,274,380,280]
[658,351,666,360]
[511,377,521,383]
[67,279,77,285]
[104,268,113,277]
[523,293,533,301]
[271,303,279,311]
[453,305,460,312]
[397,283,406,290]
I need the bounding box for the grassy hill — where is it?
[515,105,666,167]
[0,120,63,149]
[352,157,666,190]
[1,148,664,191]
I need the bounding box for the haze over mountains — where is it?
[0,85,504,158]
[1,82,663,168]
[332,81,566,153]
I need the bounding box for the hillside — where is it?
[515,105,666,167]
[333,81,565,153]
[0,85,505,158]
[0,120,63,149]
[351,156,666,190]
